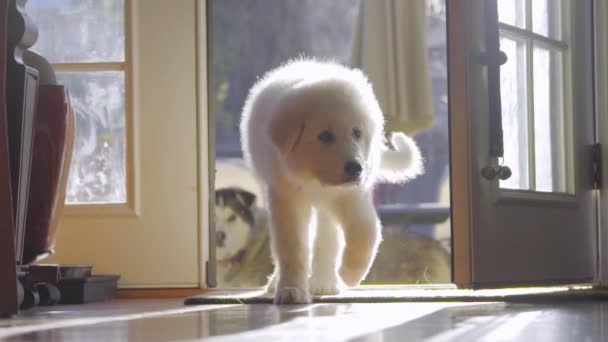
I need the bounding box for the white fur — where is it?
[215,205,251,262]
[240,59,423,304]
[215,192,265,287]
[378,132,424,182]
[214,202,251,287]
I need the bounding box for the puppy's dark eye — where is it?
[353,128,362,140]
[317,130,336,144]
[227,214,237,222]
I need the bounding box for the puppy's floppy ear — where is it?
[235,189,256,208]
[268,114,306,159]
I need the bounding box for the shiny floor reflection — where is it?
[2,300,608,341]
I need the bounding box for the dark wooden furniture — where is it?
[1,0,39,317]
[0,0,19,318]
[7,0,39,266]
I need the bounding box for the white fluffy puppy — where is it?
[240,59,423,304]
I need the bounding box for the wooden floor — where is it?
[1,298,608,341]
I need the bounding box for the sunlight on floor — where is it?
[192,284,593,303]
[199,303,493,342]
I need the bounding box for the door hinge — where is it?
[592,143,602,190]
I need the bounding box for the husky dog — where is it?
[240,59,423,304]
[215,188,272,287]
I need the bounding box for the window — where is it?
[498,0,571,193]
[27,0,128,204]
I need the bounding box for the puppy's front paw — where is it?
[309,274,342,296]
[274,286,311,305]
[339,266,365,288]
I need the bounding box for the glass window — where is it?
[498,0,570,193]
[499,36,529,190]
[27,0,128,204]
[498,0,526,29]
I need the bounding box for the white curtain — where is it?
[352,0,434,134]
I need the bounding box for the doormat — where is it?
[184,285,606,305]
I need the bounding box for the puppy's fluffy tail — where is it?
[377,132,424,183]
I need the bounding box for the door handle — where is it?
[477,0,512,181]
[481,165,512,180]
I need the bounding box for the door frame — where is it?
[196,0,605,288]
[196,0,213,288]
[447,0,478,288]
[595,0,608,286]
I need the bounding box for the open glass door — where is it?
[450,0,598,287]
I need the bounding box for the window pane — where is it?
[57,72,127,204]
[533,47,566,193]
[532,0,562,39]
[27,0,125,63]
[499,37,529,190]
[498,0,525,28]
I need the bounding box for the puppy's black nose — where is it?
[344,161,363,177]
[216,231,226,247]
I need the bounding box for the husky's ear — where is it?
[215,189,226,206]
[268,114,306,159]
[235,189,256,208]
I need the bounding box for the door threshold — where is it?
[184,284,599,305]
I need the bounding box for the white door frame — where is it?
[196,0,213,288]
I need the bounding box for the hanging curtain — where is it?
[352,0,434,134]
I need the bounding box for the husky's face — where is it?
[215,188,256,261]
[269,82,382,188]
